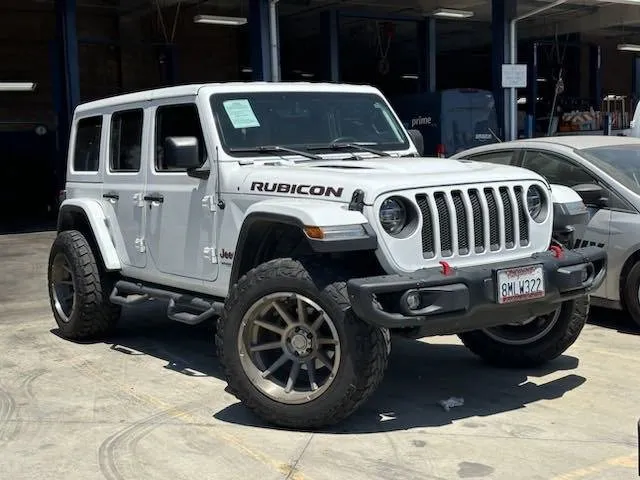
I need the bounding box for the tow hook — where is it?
[549,244,564,259]
[439,260,454,276]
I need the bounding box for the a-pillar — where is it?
[491,0,516,140]
[249,0,280,81]
[417,17,436,93]
[54,0,80,189]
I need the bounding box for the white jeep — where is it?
[48,82,606,429]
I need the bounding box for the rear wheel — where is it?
[47,230,121,340]
[459,297,589,368]
[621,262,640,328]
[216,258,390,429]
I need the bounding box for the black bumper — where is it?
[346,246,607,336]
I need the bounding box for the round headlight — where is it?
[380,197,407,234]
[526,185,545,222]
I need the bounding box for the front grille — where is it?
[416,185,530,258]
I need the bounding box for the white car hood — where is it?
[231,156,547,205]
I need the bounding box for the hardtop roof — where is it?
[73,81,384,115]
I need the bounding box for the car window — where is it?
[73,116,103,172]
[521,150,597,186]
[155,104,207,171]
[466,150,514,165]
[110,109,143,172]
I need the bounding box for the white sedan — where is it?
[451,135,640,327]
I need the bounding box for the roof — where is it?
[504,135,640,150]
[74,81,384,115]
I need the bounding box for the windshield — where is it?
[579,144,640,195]
[209,91,410,157]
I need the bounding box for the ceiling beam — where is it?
[520,3,640,38]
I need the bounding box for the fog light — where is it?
[581,267,589,283]
[406,292,421,310]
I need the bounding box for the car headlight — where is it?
[526,185,546,222]
[380,197,407,234]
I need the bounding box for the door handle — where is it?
[103,192,119,200]
[143,194,164,203]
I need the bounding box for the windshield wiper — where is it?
[308,142,391,157]
[229,145,322,161]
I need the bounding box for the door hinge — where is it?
[135,237,146,253]
[202,195,216,212]
[203,246,218,264]
[133,193,145,208]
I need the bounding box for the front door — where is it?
[102,108,147,268]
[144,99,218,282]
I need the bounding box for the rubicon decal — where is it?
[250,182,344,198]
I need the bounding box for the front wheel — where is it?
[458,297,589,368]
[215,258,390,430]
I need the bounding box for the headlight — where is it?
[526,185,546,222]
[380,197,407,234]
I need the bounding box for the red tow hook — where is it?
[549,244,564,259]
[439,261,454,276]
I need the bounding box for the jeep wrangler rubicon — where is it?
[48,82,606,429]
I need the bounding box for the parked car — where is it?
[451,135,640,326]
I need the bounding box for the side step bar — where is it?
[110,280,224,326]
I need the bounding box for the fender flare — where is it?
[229,199,377,284]
[57,199,122,271]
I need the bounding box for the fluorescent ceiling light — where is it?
[537,77,547,82]
[193,15,247,26]
[432,8,474,19]
[401,74,419,79]
[617,43,640,52]
[0,82,36,92]
[241,67,253,73]
[300,73,314,78]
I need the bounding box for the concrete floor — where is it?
[1,231,639,480]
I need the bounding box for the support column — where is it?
[55,0,80,188]
[417,17,436,93]
[321,9,340,82]
[589,44,601,110]
[491,0,516,140]
[632,55,640,102]
[526,42,538,136]
[249,0,272,81]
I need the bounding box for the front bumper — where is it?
[346,246,607,336]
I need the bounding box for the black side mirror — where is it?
[407,129,424,157]
[572,183,608,207]
[164,136,201,170]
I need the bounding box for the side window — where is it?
[521,150,596,186]
[467,150,515,165]
[155,104,207,171]
[521,150,629,211]
[73,116,103,172]
[110,109,143,172]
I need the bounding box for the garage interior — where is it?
[3,0,640,232]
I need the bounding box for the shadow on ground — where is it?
[588,307,640,337]
[51,298,587,434]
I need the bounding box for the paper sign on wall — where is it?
[223,99,261,129]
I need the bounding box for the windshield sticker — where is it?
[223,99,260,129]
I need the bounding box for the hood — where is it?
[231,156,547,205]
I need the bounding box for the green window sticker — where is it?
[222,99,261,129]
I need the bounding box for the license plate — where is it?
[496,264,545,304]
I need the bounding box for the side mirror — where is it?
[407,129,424,157]
[572,183,608,207]
[164,136,201,170]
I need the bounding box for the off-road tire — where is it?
[621,261,640,328]
[458,297,589,368]
[215,258,390,430]
[47,230,121,340]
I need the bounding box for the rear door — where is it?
[101,107,147,269]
